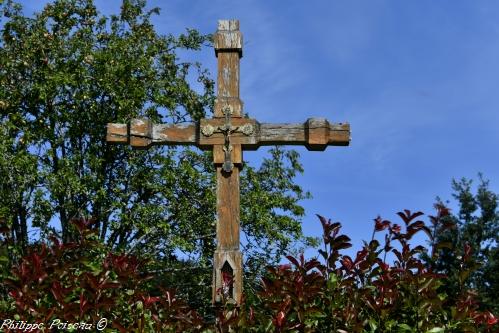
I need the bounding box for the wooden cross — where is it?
[106,20,350,303]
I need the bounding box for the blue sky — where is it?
[19,1,499,256]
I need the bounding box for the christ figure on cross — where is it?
[107,19,350,303]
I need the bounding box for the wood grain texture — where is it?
[213,20,244,303]
[218,19,239,31]
[215,19,242,117]
[106,123,128,144]
[214,97,243,118]
[153,123,197,145]
[216,53,241,113]
[256,120,350,150]
[130,119,152,149]
[107,119,351,149]
[216,165,240,250]
[214,19,242,57]
[213,144,243,164]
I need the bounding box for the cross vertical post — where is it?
[212,19,244,303]
[106,18,351,306]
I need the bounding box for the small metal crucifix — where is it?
[107,19,350,303]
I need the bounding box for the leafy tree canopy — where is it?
[427,175,499,314]
[0,0,313,293]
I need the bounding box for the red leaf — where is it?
[286,255,300,269]
[408,220,425,230]
[354,248,368,264]
[80,292,88,317]
[142,296,160,308]
[378,261,389,271]
[50,282,64,303]
[374,216,390,231]
[278,264,292,271]
[274,310,286,328]
[421,226,433,240]
[304,259,321,272]
[397,210,424,226]
[341,256,353,272]
[487,312,498,326]
[435,203,450,217]
[390,224,401,234]
[333,241,352,251]
[392,249,403,263]
[334,235,352,244]
[316,214,330,230]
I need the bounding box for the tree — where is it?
[0,0,312,306]
[428,175,499,314]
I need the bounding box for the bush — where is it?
[1,207,497,332]
[239,207,497,332]
[0,218,204,332]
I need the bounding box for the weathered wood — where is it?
[107,123,128,144]
[104,19,351,305]
[130,119,153,149]
[213,250,242,303]
[213,144,243,303]
[213,144,243,164]
[107,121,198,146]
[217,53,241,106]
[108,118,350,149]
[108,119,154,148]
[251,119,350,150]
[214,20,243,56]
[215,97,243,118]
[216,165,240,250]
[212,19,244,303]
[153,123,197,145]
[215,19,242,117]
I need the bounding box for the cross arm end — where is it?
[106,119,153,149]
[305,118,350,151]
[106,123,128,144]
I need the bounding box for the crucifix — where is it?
[107,20,350,303]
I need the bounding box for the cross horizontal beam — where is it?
[105,19,351,305]
[107,117,350,151]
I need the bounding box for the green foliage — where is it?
[0,0,311,308]
[1,211,496,332]
[426,175,499,314]
[215,208,497,332]
[0,0,217,246]
[0,218,207,332]
[2,1,497,330]
[240,148,315,294]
